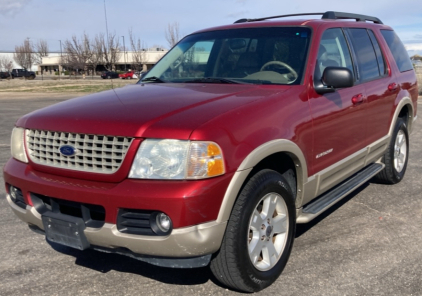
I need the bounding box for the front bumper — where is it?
[7,194,226,258]
[4,158,231,257]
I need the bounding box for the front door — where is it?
[308,28,367,182]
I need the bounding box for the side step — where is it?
[297,163,384,223]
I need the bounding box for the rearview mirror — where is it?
[229,39,247,50]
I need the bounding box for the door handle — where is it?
[351,94,364,105]
[388,83,397,91]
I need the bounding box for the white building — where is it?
[38,49,167,74]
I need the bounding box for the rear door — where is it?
[345,28,396,145]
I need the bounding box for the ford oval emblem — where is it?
[59,145,78,157]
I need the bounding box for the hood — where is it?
[17,83,288,139]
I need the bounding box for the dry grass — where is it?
[0,79,136,93]
[416,74,422,95]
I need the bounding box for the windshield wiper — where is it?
[141,76,165,83]
[184,77,241,84]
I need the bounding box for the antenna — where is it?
[103,0,113,89]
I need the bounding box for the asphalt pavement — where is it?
[0,92,421,296]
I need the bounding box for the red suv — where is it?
[4,11,418,292]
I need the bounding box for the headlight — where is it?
[11,127,28,163]
[129,139,225,180]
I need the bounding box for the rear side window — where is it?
[381,30,413,72]
[348,28,380,81]
[367,30,386,76]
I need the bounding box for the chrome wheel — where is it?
[248,192,289,271]
[394,129,407,173]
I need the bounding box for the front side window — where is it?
[315,28,354,81]
[142,27,312,85]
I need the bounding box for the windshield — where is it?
[142,27,311,85]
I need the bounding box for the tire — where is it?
[107,75,111,79]
[210,169,296,292]
[28,75,35,80]
[375,118,409,184]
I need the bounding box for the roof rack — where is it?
[322,11,383,24]
[234,11,383,25]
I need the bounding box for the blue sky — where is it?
[0,0,421,55]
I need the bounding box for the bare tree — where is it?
[411,54,422,61]
[89,34,104,75]
[13,39,34,69]
[128,28,147,71]
[33,39,49,65]
[98,32,121,71]
[0,56,13,72]
[63,33,92,73]
[165,22,180,49]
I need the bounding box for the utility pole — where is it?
[59,40,62,80]
[122,36,126,71]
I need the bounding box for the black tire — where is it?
[375,118,409,184]
[28,75,35,80]
[210,169,296,292]
[107,75,111,79]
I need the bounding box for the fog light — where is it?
[156,213,172,233]
[10,185,19,201]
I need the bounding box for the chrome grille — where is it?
[26,129,133,174]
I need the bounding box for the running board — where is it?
[297,163,384,223]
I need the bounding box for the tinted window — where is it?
[381,30,413,72]
[316,28,354,81]
[348,28,380,81]
[367,30,386,75]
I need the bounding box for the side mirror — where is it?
[315,67,354,94]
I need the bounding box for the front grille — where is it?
[31,193,106,228]
[26,129,133,174]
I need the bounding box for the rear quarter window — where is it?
[381,30,413,72]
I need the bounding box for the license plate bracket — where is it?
[42,212,90,250]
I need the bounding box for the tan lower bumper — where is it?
[7,194,226,257]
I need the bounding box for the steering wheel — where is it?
[260,61,298,82]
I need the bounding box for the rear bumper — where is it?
[4,158,231,257]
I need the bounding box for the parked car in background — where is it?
[101,71,119,79]
[11,69,36,80]
[119,70,137,79]
[0,71,11,79]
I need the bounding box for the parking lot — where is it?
[0,90,421,296]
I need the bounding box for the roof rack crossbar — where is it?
[234,11,383,25]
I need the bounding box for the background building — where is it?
[38,48,167,75]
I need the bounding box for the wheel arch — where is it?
[216,139,308,223]
[389,97,415,135]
